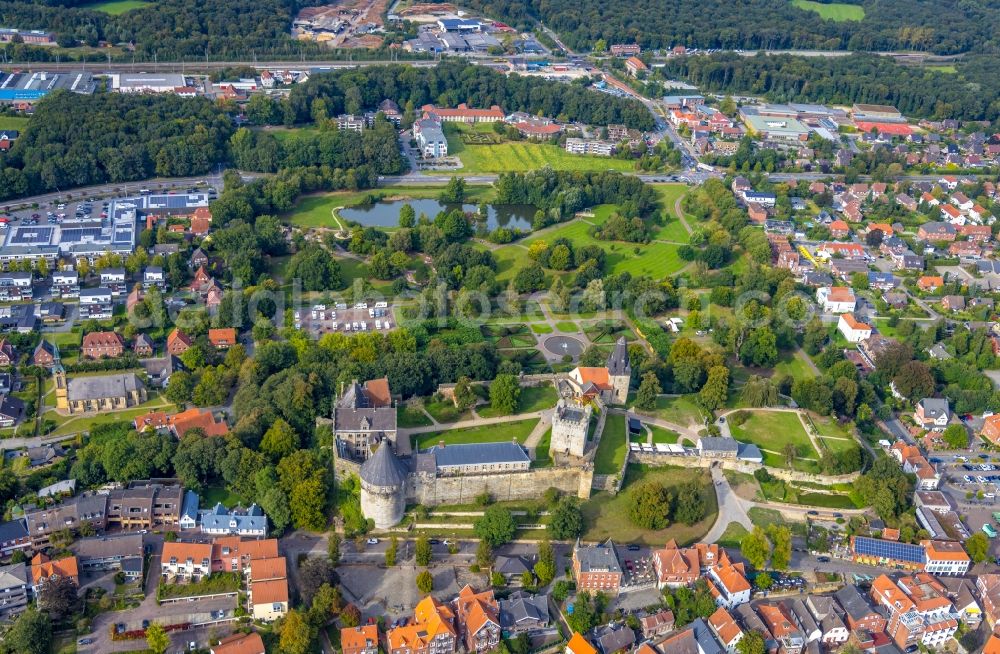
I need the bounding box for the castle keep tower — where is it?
[549,398,592,459]
[359,443,407,529]
[606,337,631,404]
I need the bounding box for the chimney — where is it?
[438,440,445,449]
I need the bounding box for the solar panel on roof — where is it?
[9,227,53,245]
[853,536,925,563]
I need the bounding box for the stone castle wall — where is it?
[407,465,593,506]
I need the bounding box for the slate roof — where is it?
[575,539,621,573]
[594,624,635,654]
[66,373,144,402]
[431,442,529,468]
[698,437,739,454]
[835,584,879,621]
[498,590,549,628]
[0,518,27,544]
[359,443,408,488]
[493,556,532,576]
[606,337,630,376]
[199,503,267,533]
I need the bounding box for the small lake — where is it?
[339,199,537,231]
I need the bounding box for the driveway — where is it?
[702,465,753,542]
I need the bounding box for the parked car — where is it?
[366,538,379,545]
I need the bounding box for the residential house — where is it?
[161,541,212,581]
[870,574,958,650]
[342,626,380,654]
[454,585,501,653]
[0,396,23,427]
[492,556,532,585]
[572,539,622,595]
[891,441,940,490]
[817,286,856,313]
[981,414,1000,446]
[81,331,125,359]
[73,533,143,579]
[917,276,944,292]
[652,539,702,587]
[248,555,289,621]
[788,598,822,643]
[917,222,956,242]
[133,334,154,357]
[914,398,950,431]
[758,603,805,654]
[498,590,549,634]
[838,314,873,343]
[941,295,966,311]
[976,574,1000,632]
[961,224,992,242]
[30,553,79,593]
[106,480,185,531]
[99,268,127,295]
[24,494,108,548]
[707,552,751,608]
[78,287,113,320]
[211,632,266,654]
[0,519,30,558]
[167,329,192,355]
[565,633,597,654]
[805,596,849,646]
[208,328,238,349]
[0,562,28,620]
[388,596,457,654]
[834,583,888,633]
[0,340,14,366]
[922,540,971,576]
[659,618,723,654]
[830,220,850,238]
[32,341,56,368]
[638,609,674,640]
[593,623,634,654]
[198,503,267,537]
[708,606,743,653]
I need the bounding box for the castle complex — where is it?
[340,338,632,529]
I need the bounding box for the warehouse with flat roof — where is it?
[112,73,188,93]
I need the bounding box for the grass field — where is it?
[581,464,717,545]
[202,486,246,508]
[649,426,680,444]
[730,410,820,470]
[398,404,434,428]
[82,0,152,13]
[791,0,864,21]
[0,116,29,131]
[638,395,705,428]
[594,412,627,474]
[444,124,634,173]
[925,64,957,74]
[716,522,749,548]
[422,398,472,424]
[477,382,558,418]
[413,418,538,451]
[772,349,815,382]
[532,428,553,468]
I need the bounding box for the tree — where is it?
[416,570,434,593]
[415,536,433,566]
[489,374,521,415]
[628,482,673,530]
[737,631,767,654]
[146,623,170,654]
[942,423,968,449]
[399,204,415,228]
[673,481,706,525]
[4,609,51,654]
[36,574,77,619]
[298,557,338,607]
[386,536,398,566]
[699,365,729,411]
[260,418,299,461]
[783,443,798,467]
[769,525,792,571]
[741,526,771,569]
[513,263,546,293]
[340,603,362,628]
[328,534,341,565]
[309,583,342,623]
[534,541,556,585]
[476,539,494,568]
[440,176,466,203]
[474,505,517,546]
[453,376,477,411]
[967,532,990,563]
[549,497,584,540]
[741,375,778,407]
[755,572,773,590]
[635,371,661,410]
[279,610,314,654]
[891,361,934,400]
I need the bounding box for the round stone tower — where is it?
[359,443,407,529]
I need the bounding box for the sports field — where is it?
[82,0,152,14]
[791,0,864,21]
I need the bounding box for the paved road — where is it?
[703,465,753,542]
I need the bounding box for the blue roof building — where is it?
[199,503,268,537]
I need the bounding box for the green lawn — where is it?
[581,464,717,545]
[477,382,558,418]
[444,125,634,173]
[638,395,705,428]
[791,0,864,20]
[716,522,749,548]
[202,486,246,509]
[530,323,553,334]
[82,0,152,13]
[413,418,538,451]
[730,410,820,470]
[772,349,814,382]
[649,426,680,444]
[423,398,471,424]
[594,412,627,474]
[555,321,578,333]
[0,116,29,131]
[532,428,553,468]
[398,404,434,428]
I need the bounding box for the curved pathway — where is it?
[703,466,753,542]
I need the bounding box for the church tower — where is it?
[606,337,631,404]
[52,344,68,411]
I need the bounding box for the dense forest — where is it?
[458,0,1000,54]
[286,61,655,130]
[0,0,328,58]
[658,53,1000,121]
[0,91,233,201]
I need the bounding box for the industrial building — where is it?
[0,70,96,104]
[111,73,188,94]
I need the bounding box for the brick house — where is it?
[81,332,125,359]
[167,329,192,355]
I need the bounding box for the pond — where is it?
[339,198,537,231]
